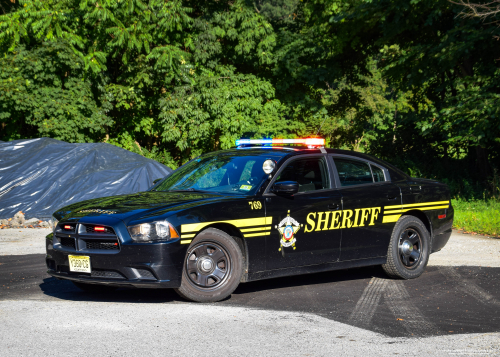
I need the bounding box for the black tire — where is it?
[72,281,117,293]
[174,228,244,303]
[382,215,431,279]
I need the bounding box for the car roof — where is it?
[221,146,409,181]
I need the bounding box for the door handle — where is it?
[410,185,422,194]
[386,194,398,200]
[328,204,340,210]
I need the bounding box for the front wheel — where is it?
[382,215,431,279]
[174,228,244,302]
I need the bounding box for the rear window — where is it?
[334,158,373,186]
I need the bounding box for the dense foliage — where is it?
[1,0,499,198]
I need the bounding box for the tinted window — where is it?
[371,165,385,182]
[334,158,373,186]
[275,157,330,192]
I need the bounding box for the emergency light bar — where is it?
[236,138,325,147]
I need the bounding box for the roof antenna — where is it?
[315,116,327,136]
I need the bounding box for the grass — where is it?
[451,198,500,237]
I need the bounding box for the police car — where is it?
[46,138,453,302]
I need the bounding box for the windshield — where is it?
[154,152,280,195]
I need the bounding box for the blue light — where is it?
[236,139,273,146]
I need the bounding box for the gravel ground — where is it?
[0,228,50,256]
[428,231,500,267]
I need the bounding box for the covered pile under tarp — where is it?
[0,138,173,219]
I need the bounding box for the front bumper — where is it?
[47,271,182,289]
[45,218,186,289]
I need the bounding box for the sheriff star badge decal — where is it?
[276,210,303,251]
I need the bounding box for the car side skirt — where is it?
[245,256,387,282]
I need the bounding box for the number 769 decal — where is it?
[249,201,262,210]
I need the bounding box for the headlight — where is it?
[127,220,179,242]
[51,216,59,233]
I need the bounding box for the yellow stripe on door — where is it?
[382,214,402,223]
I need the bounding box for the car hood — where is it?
[53,191,225,223]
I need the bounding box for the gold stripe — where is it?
[382,214,402,223]
[244,232,271,237]
[385,200,449,210]
[180,239,192,245]
[180,233,196,239]
[181,217,272,233]
[240,226,271,233]
[384,205,449,214]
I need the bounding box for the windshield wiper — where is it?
[168,188,212,193]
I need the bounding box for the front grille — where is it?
[85,240,120,250]
[60,237,76,250]
[85,225,115,235]
[91,270,125,279]
[55,265,125,279]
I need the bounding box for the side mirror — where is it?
[153,178,162,184]
[272,181,299,195]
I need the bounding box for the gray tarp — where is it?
[0,138,173,219]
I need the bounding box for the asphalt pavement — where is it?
[0,231,499,356]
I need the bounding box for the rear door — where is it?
[330,156,402,262]
[264,155,342,270]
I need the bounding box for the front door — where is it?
[264,156,342,270]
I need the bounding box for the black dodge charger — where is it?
[46,138,453,302]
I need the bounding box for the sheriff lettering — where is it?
[304,207,382,232]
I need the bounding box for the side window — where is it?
[275,157,330,193]
[371,165,385,182]
[334,158,373,186]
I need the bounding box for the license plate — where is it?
[68,255,91,273]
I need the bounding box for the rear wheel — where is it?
[72,281,117,293]
[382,215,431,279]
[175,228,243,302]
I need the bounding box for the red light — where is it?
[304,138,325,147]
[94,226,105,232]
[114,243,118,246]
[64,225,71,230]
[438,214,446,219]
